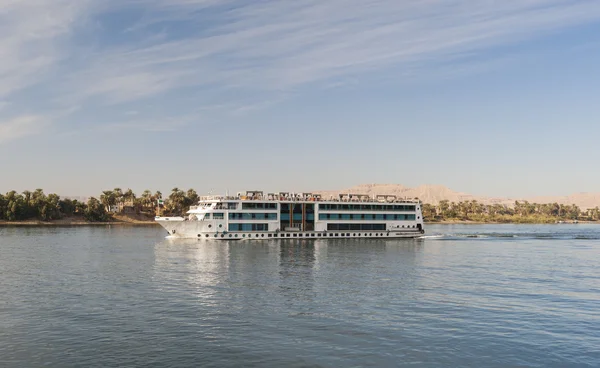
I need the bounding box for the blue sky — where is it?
[1,0,600,198]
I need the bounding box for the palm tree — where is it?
[186,189,199,204]
[593,207,600,221]
[422,204,436,221]
[124,188,136,206]
[567,204,580,220]
[0,193,6,220]
[74,200,87,215]
[167,188,186,215]
[22,190,32,203]
[113,188,123,207]
[100,190,116,212]
[141,190,152,211]
[438,200,449,217]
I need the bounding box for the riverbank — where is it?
[0,215,158,226]
[2,219,595,226]
[426,220,597,224]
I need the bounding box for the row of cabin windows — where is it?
[280,213,315,221]
[208,212,313,221]
[210,202,239,210]
[228,223,269,232]
[319,204,416,211]
[204,232,396,238]
[319,214,416,221]
[280,204,314,212]
[327,223,386,231]
[229,213,277,220]
[241,203,278,210]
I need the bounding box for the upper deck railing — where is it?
[196,191,421,204]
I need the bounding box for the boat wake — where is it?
[420,232,600,241]
[417,235,444,239]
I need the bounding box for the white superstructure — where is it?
[156,191,424,240]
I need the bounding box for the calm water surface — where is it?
[1,224,599,367]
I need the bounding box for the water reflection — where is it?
[278,241,318,307]
[3,226,599,367]
[153,239,232,304]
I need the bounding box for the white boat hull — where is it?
[156,218,423,240]
[156,191,425,240]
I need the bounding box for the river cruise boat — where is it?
[156,191,424,240]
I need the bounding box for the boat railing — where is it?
[196,194,421,204]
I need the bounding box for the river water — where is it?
[1,224,598,367]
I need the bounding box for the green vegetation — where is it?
[2,189,598,224]
[0,187,199,223]
[423,200,600,223]
[0,189,86,222]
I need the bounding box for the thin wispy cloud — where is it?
[0,115,47,143]
[1,0,600,143]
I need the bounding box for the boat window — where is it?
[242,202,277,210]
[228,223,269,232]
[228,213,277,220]
[319,213,415,221]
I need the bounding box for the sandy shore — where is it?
[0,221,159,226]
[0,215,159,226]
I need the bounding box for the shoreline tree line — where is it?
[1,189,599,223]
[423,200,600,223]
[0,188,198,222]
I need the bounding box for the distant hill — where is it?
[315,184,600,210]
[524,192,600,210]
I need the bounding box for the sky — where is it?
[1,0,600,198]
